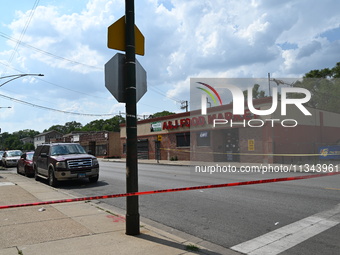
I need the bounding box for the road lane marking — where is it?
[325,187,340,191]
[231,204,340,255]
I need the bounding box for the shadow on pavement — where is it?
[135,233,223,255]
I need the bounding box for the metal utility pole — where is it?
[106,0,145,236]
[180,100,188,112]
[268,73,271,95]
[124,0,140,236]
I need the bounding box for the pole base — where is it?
[125,213,140,235]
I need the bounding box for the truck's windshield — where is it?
[51,144,86,156]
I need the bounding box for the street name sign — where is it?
[108,16,145,56]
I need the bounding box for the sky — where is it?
[0,0,339,134]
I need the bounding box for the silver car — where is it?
[0,151,4,166]
[2,150,23,168]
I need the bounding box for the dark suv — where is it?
[33,143,99,187]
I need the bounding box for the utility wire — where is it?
[148,86,182,102]
[0,60,186,107]
[0,93,150,118]
[0,93,115,117]
[0,32,103,71]
[6,0,40,72]
[0,62,108,99]
[0,61,178,112]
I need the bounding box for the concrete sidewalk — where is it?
[0,172,239,255]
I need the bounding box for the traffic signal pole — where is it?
[124,0,140,235]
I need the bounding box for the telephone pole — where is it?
[180,100,188,112]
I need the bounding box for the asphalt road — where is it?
[7,161,340,254]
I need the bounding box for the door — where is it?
[224,128,240,162]
[137,139,149,159]
[89,141,96,156]
[37,145,50,177]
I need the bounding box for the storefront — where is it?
[120,97,340,163]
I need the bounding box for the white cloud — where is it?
[0,0,339,133]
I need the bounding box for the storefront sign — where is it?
[150,122,162,132]
[248,139,255,151]
[319,146,340,159]
[162,110,254,130]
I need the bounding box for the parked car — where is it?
[17,152,34,177]
[33,143,99,187]
[0,151,4,166]
[1,150,23,168]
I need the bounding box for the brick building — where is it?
[34,130,63,148]
[62,131,120,158]
[120,97,340,163]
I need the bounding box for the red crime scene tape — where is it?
[0,172,339,210]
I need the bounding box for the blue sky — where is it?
[0,0,339,134]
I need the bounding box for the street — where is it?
[4,161,340,254]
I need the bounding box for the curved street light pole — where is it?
[0,73,43,112]
[0,73,44,88]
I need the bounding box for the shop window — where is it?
[197,131,210,146]
[176,133,190,147]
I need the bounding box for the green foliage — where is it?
[185,244,200,252]
[303,62,340,79]
[0,129,39,150]
[0,116,125,150]
[291,62,340,113]
[42,117,125,134]
[1,132,22,150]
[44,124,65,134]
[44,121,83,134]
[22,143,35,151]
[82,115,125,132]
[243,84,266,99]
[13,129,40,139]
[148,111,176,119]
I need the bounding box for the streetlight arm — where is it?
[0,73,44,79]
[0,73,44,88]
[0,76,24,88]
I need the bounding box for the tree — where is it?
[291,62,340,113]
[0,129,39,150]
[82,115,125,132]
[243,84,266,99]
[148,111,176,119]
[304,62,340,79]
[65,121,83,133]
[1,132,22,150]
[13,129,39,139]
[43,121,83,134]
[44,124,66,134]
[23,143,35,151]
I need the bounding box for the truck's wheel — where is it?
[48,169,58,187]
[34,167,39,181]
[89,175,99,183]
